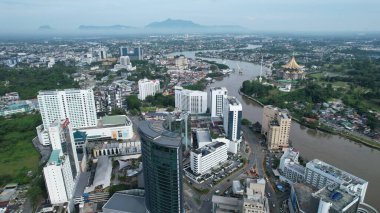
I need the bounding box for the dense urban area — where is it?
[0,34,379,213]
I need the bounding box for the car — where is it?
[215,190,220,194]
[273,204,276,208]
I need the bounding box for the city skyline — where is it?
[0,0,380,34]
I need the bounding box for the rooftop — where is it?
[101,115,131,126]
[227,96,241,106]
[292,183,319,212]
[313,185,359,211]
[138,120,182,148]
[196,129,212,143]
[282,56,304,70]
[307,159,367,185]
[103,193,146,213]
[47,149,62,165]
[193,141,226,156]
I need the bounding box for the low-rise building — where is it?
[77,115,134,142]
[279,148,305,184]
[190,141,228,175]
[305,159,368,202]
[243,178,270,213]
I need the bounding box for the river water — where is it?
[168,48,380,209]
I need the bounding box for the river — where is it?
[168,48,380,209]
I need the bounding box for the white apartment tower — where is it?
[43,149,76,205]
[38,89,97,129]
[223,97,242,141]
[138,78,160,100]
[175,86,207,114]
[208,87,228,117]
[261,105,291,150]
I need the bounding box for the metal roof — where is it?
[103,193,146,213]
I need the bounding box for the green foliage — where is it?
[145,93,175,108]
[183,79,207,91]
[110,107,126,115]
[126,95,141,111]
[0,63,79,99]
[206,72,224,78]
[241,118,252,126]
[0,113,41,186]
[109,184,128,196]
[202,60,229,70]
[241,80,274,98]
[27,174,46,209]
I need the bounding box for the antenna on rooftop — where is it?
[259,55,263,83]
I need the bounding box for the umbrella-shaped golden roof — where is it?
[282,56,303,70]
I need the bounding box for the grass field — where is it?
[0,113,41,185]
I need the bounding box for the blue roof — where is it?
[48,149,62,165]
[74,130,87,142]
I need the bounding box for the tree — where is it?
[126,95,141,111]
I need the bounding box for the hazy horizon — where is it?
[1,0,380,34]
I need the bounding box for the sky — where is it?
[0,0,379,33]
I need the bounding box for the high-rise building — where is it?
[48,119,80,178]
[208,87,228,118]
[175,86,207,114]
[120,46,143,60]
[43,119,79,209]
[98,47,107,60]
[138,78,160,101]
[261,105,291,150]
[223,97,242,141]
[190,142,228,175]
[138,120,184,213]
[305,159,368,202]
[43,149,76,205]
[38,89,97,129]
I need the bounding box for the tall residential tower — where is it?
[38,89,97,129]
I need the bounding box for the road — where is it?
[184,126,283,212]
[242,126,280,213]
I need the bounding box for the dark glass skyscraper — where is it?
[138,120,184,213]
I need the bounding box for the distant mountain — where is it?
[78,25,136,30]
[38,25,53,31]
[146,18,202,29]
[145,18,245,33]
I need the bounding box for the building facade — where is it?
[38,89,97,129]
[43,150,76,205]
[138,78,160,101]
[138,120,184,213]
[208,87,228,118]
[190,142,228,175]
[223,97,242,141]
[48,119,80,180]
[305,159,368,202]
[175,86,207,114]
[243,178,269,213]
[261,105,291,150]
[279,148,305,184]
[120,46,143,60]
[277,56,305,80]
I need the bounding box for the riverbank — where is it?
[239,90,380,150]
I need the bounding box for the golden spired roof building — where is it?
[278,56,305,80]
